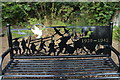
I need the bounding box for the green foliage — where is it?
[27,18,42,27]
[2,2,30,25]
[50,20,71,26]
[58,5,73,22]
[113,26,120,42]
[2,2,120,41]
[78,2,119,26]
[2,2,120,27]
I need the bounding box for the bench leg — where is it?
[118,64,120,73]
[118,56,120,73]
[119,67,120,72]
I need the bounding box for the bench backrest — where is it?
[7,23,113,57]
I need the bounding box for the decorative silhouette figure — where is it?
[54,27,70,37]
[48,39,56,56]
[13,38,21,55]
[74,32,78,39]
[73,39,88,54]
[54,28,63,36]
[57,36,71,56]
[21,38,31,55]
[30,43,37,55]
[38,38,47,53]
[64,44,76,55]
[95,47,108,55]
[63,28,71,35]
[82,27,89,36]
[84,43,96,54]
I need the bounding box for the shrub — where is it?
[113,26,120,42]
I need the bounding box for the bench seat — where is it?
[2,55,120,80]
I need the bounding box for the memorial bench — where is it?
[0,22,120,80]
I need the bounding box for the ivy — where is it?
[113,26,120,42]
[2,2,120,26]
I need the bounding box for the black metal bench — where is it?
[1,22,120,80]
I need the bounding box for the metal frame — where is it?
[13,55,109,59]
[11,26,113,56]
[1,73,120,80]
[0,48,11,79]
[0,57,2,79]
[108,45,120,72]
[0,24,14,80]
[1,23,120,79]
[6,24,14,59]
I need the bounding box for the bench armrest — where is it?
[109,46,120,56]
[0,48,12,75]
[107,45,120,72]
[1,48,11,59]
